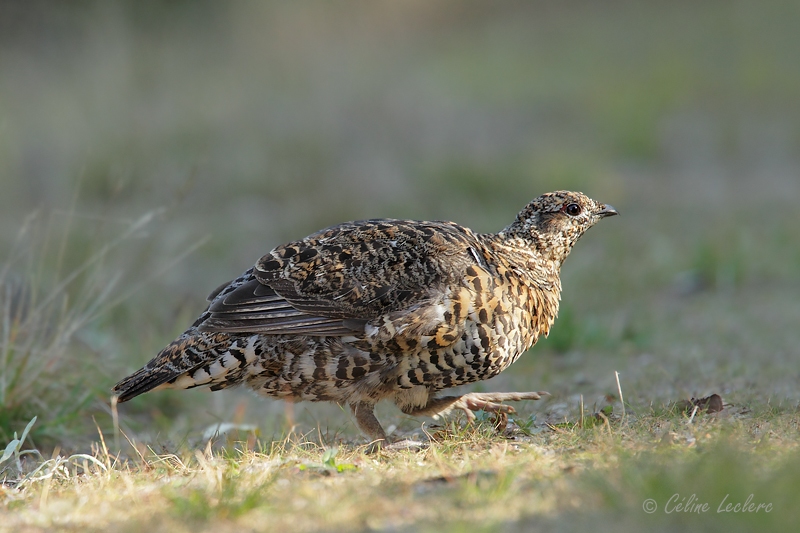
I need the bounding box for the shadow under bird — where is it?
[113,190,618,444]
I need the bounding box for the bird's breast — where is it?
[460,263,553,369]
[387,262,558,391]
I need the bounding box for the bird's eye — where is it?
[564,203,581,216]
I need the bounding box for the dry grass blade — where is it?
[0,210,159,418]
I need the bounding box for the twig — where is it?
[111,395,120,454]
[596,409,612,437]
[687,405,699,425]
[615,371,626,419]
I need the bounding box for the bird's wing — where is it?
[199,276,360,335]
[199,219,482,338]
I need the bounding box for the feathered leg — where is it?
[349,401,387,443]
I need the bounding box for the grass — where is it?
[2,1,800,531]
[3,408,799,532]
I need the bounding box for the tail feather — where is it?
[112,330,246,402]
[113,365,180,402]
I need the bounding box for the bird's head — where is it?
[503,190,618,265]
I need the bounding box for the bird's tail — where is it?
[112,363,177,403]
[112,331,236,402]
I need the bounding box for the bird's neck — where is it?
[496,227,572,263]
[481,234,563,293]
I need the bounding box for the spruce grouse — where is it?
[113,190,617,443]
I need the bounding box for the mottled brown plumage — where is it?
[113,191,617,443]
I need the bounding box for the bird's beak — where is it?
[597,204,619,218]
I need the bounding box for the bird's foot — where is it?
[384,439,425,451]
[363,438,426,454]
[450,391,549,423]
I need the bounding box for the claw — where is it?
[458,406,477,424]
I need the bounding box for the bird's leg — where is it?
[403,391,548,423]
[349,401,387,445]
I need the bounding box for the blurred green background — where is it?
[1,0,799,446]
